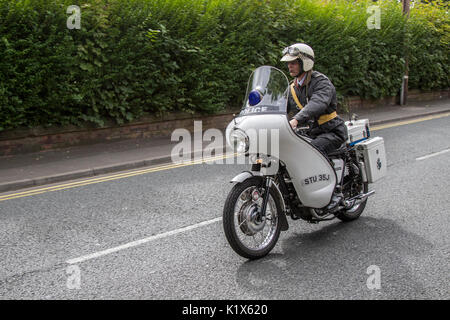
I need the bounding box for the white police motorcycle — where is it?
[223,66,387,259]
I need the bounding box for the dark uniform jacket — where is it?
[288,70,347,143]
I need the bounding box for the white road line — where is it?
[66,217,222,265]
[415,148,450,161]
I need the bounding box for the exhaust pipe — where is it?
[343,190,375,209]
[354,190,375,201]
[312,190,375,220]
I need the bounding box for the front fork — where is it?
[257,177,273,219]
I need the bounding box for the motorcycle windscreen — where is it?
[240,66,289,116]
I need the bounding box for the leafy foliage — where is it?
[0,0,448,131]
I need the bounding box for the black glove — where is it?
[293,111,309,126]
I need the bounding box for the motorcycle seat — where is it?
[327,142,347,157]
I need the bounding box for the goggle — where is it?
[282,46,314,61]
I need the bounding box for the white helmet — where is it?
[280,43,315,72]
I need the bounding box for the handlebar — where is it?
[293,119,314,136]
[295,126,310,136]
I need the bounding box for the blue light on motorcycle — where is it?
[248,90,262,106]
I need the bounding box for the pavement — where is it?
[0,99,449,193]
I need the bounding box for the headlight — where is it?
[229,129,249,154]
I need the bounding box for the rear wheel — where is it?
[336,159,369,222]
[337,182,368,222]
[223,176,282,259]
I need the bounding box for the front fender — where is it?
[230,171,256,183]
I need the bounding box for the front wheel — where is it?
[223,176,282,260]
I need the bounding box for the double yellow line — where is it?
[0,153,237,202]
[1,112,448,202]
[370,112,450,131]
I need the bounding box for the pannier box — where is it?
[355,136,387,183]
[345,119,370,145]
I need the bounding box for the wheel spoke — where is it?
[252,235,258,247]
[259,229,267,243]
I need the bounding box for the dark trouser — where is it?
[308,118,348,156]
[310,132,345,156]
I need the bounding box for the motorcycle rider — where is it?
[281,43,347,211]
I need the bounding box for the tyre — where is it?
[223,176,282,260]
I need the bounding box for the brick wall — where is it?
[0,89,448,156]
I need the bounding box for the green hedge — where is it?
[0,0,448,131]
